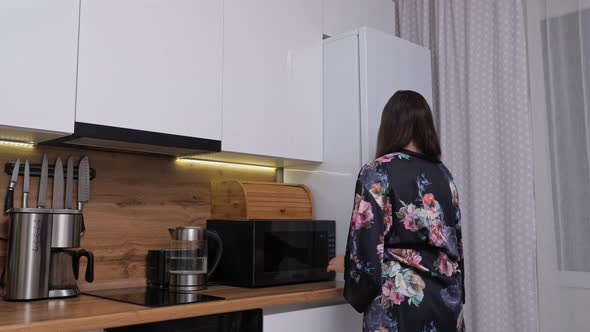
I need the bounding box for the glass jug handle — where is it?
[206,230,223,277]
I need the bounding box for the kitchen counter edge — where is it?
[0,281,344,332]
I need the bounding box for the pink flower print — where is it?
[390,289,404,305]
[405,203,417,215]
[391,249,429,272]
[381,280,404,305]
[352,200,374,230]
[376,154,393,163]
[383,198,393,233]
[430,219,447,246]
[399,203,418,231]
[377,235,384,261]
[397,249,422,266]
[382,280,394,297]
[422,193,435,207]
[422,193,439,217]
[383,197,393,217]
[435,252,459,277]
[404,216,417,231]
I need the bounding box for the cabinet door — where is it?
[76,0,222,140]
[222,0,323,162]
[0,0,79,140]
[264,304,362,331]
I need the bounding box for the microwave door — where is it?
[254,220,334,286]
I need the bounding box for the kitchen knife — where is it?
[52,157,64,209]
[65,157,74,209]
[23,160,30,208]
[4,159,20,213]
[77,156,90,211]
[38,153,48,208]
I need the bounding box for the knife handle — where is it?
[23,192,28,209]
[4,187,14,214]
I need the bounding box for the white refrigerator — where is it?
[285,26,433,261]
[266,27,433,331]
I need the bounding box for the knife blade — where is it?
[77,156,90,211]
[65,157,74,209]
[38,153,48,208]
[4,159,20,213]
[23,160,30,208]
[52,157,64,209]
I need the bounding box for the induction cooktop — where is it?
[83,287,224,307]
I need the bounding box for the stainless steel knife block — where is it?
[2,208,84,300]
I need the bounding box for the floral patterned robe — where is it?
[344,150,464,332]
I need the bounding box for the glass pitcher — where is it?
[167,226,222,292]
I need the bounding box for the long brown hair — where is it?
[375,90,441,159]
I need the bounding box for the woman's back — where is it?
[344,149,464,332]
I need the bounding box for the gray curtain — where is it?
[393,1,538,331]
[541,6,590,273]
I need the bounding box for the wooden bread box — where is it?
[211,180,314,220]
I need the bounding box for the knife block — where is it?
[3,208,84,300]
[51,209,84,248]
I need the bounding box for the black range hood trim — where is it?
[42,122,221,157]
[73,122,221,151]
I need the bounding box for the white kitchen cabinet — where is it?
[76,0,223,140]
[323,0,395,37]
[221,0,323,162]
[264,304,362,332]
[0,0,79,142]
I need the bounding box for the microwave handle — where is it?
[207,230,223,277]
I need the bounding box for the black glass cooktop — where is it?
[83,287,224,307]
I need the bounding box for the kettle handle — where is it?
[72,249,95,283]
[206,230,223,277]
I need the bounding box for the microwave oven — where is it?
[207,219,336,288]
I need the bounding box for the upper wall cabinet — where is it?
[221,0,323,162]
[323,0,395,37]
[76,0,223,141]
[0,0,79,142]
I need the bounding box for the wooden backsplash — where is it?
[0,145,276,290]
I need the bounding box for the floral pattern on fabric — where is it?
[381,261,426,307]
[344,151,464,332]
[395,174,451,248]
[364,297,400,332]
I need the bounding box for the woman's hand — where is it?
[327,255,344,273]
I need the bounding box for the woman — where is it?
[327,91,464,332]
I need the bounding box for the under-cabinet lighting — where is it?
[0,139,34,148]
[176,157,277,172]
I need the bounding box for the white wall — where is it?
[323,0,395,36]
[544,0,590,17]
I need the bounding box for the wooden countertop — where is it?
[0,281,344,332]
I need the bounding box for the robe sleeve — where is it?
[343,174,385,313]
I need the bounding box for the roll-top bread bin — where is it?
[211,180,314,220]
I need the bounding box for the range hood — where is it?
[48,122,221,157]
